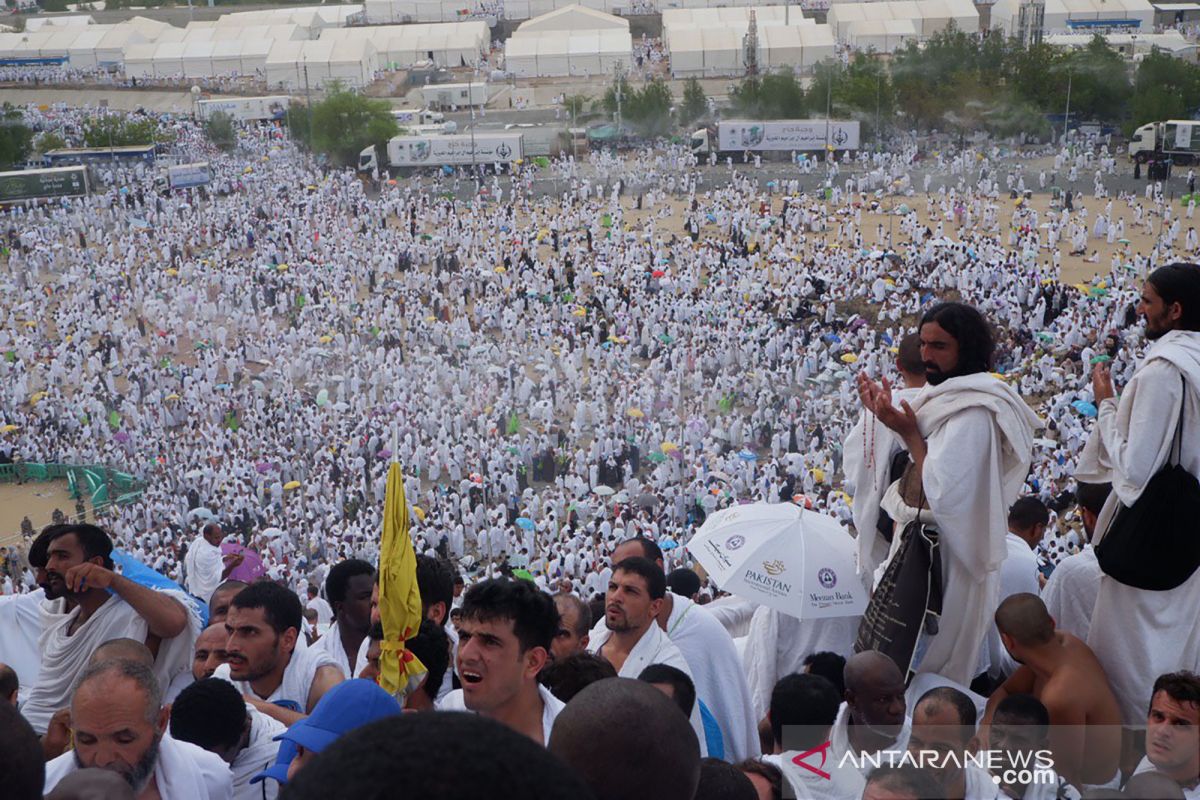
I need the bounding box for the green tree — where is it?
[205,110,237,152]
[0,104,32,168]
[1129,51,1200,131]
[284,104,311,147]
[562,94,591,124]
[678,77,707,127]
[1057,36,1132,125]
[624,79,674,138]
[308,83,398,167]
[602,75,633,120]
[731,70,805,119]
[82,115,160,147]
[34,131,67,154]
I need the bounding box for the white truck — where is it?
[1128,120,1200,164]
[691,119,861,158]
[420,82,489,110]
[391,108,445,126]
[359,133,523,174]
[166,162,212,190]
[197,96,291,123]
[396,121,458,135]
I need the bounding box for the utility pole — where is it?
[303,64,314,141]
[468,71,477,179]
[744,9,759,77]
[614,61,623,133]
[1062,69,1073,151]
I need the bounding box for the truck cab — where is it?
[391,108,445,126]
[1129,123,1157,163]
[690,128,713,157]
[358,146,378,174]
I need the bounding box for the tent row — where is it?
[826,0,979,42]
[663,7,817,51]
[990,0,1154,34]
[667,23,834,76]
[320,20,488,67]
[364,0,632,22]
[209,5,364,37]
[263,39,378,89]
[0,24,151,68]
[153,24,307,45]
[124,39,275,79]
[504,29,632,76]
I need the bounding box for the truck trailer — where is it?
[197,96,291,123]
[1128,120,1200,164]
[359,133,523,173]
[691,119,862,158]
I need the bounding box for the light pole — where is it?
[1061,67,1072,150]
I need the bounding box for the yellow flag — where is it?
[378,463,426,697]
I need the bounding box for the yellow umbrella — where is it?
[29,391,47,404]
[0,424,19,433]
[165,393,181,401]
[284,480,301,491]
[494,266,506,274]
[165,268,179,277]
[626,408,645,419]
[319,335,333,344]
[22,320,36,328]
[412,506,426,522]
[661,442,679,453]
[592,270,603,277]
[812,468,826,483]
[840,353,858,364]
[378,462,427,697]
[425,315,436,322]
[572,308,587,317]
[277,264,289,272]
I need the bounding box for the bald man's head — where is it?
[995,593,1055,648]
[88,639,155,669]
[843,651,907,733]
[0,662,17,705]
[549,677,700,800]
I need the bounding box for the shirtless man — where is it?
[981,593,1123,787]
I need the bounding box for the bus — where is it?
[43,145,158,167]
[0,166,89,204]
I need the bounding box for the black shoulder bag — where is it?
[1095,376,1200,591]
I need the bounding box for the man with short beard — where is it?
[43,659,232,800]
[20,524,199,736]
[1084,264,1200,728]
[856,302,1039,685]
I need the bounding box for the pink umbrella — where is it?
[255,462,273,474]
[221,542,266,583]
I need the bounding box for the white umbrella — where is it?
[593,485,616,497]
[261,527,285,539]
[686,502,866,620]
[187,507,214,521]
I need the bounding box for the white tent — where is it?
[798,23,836,67]
[65,27,108,69]
[122,43,157,79]
[826,3,868,39]
[847,18,918,52]
[503,34,539,77]
[762,25,803,68]
[95,25,149,65]
[667,27,705,76]
[25,15,93,32]
[363,0,482,24]
[516,4,629,32]
[264,40,306,87]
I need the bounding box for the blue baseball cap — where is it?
[275,679,402,755]
[250,738,298,785]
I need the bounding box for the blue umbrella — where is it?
[112,550,208,628]
[660,540,679,551]
[1072,400,1098,418]
[738,450,758,461]
[516,517,535,531]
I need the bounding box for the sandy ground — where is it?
[601,182,1160,287]
[0,481,77,551]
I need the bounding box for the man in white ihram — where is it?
[856,302,1039,686]
[44,659,232,800]
[1083,263,1200,726]
[184,523,243,607]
